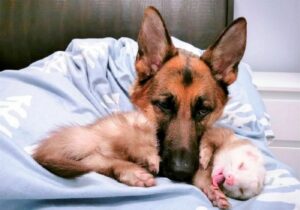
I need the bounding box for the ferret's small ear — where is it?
[246,150,259,161]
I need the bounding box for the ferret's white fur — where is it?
[213,137,266,200]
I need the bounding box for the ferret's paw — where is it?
[118,167,156,187]
[144,154,160,174]
[128,145,160,174]
[135,153,160,175]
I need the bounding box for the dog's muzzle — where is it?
[160,148,199,182]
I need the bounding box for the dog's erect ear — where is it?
[136,6,177,83]
[201,18,247,85]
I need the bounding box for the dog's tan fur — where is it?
[131,7,247,181]
[34,5,247,201]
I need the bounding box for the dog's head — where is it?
[131,6,246,182]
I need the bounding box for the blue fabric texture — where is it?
[0,37,299,210]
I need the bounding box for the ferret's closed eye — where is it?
[238,162,246,170]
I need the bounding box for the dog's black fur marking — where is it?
[182,67,193,86]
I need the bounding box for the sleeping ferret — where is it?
[193,127,266,209]
[33,111,160,187]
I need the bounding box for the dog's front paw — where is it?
[200,155,210,170]
[206,185,230,209]
[118,167,156,187]
[199,147,212,170]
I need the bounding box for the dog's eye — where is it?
[195,108,211,119]
[193,97,212,120]
[152,100,174,114]
[156,101,169,110]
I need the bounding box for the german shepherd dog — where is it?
[131,6,246,182]
[34,6,246,202]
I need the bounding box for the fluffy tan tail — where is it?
[32,126,99,178]
[33,152,92,178]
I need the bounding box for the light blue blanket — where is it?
[0,37,299,210]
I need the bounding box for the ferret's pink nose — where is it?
[225,174,235,186]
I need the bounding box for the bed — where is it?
[1,1,300,210]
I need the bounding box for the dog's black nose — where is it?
[162,149,198,182]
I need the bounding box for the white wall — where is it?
[234,0,300,73]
